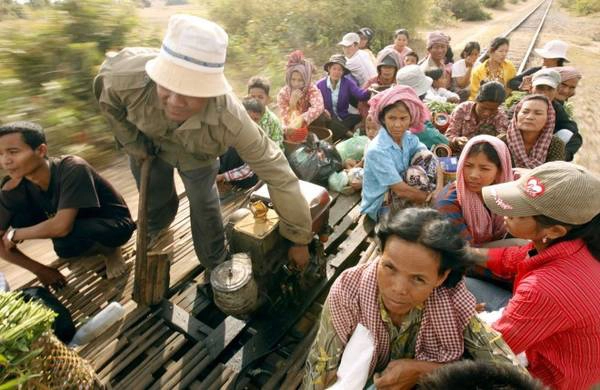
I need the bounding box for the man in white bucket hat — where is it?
[93,15,312,271]
[507,39,569,92]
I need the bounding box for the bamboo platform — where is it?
[2,153,375,389]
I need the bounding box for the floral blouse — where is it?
[276,84,324,127]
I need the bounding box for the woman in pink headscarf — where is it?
[434,135,514,246]
[360,85,444,221]
[276,50,324,142]
[500,94,565,168]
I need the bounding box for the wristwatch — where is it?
[6,227,21,244]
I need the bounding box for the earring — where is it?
[542,236,549,244]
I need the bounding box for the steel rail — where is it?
[478,0,553,71]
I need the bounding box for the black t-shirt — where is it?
[0,156,131,230]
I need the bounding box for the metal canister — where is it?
[210,253,259,317]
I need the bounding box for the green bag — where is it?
[335,135,370,161]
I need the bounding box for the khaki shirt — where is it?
[93,48,312,244]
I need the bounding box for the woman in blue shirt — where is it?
[361,85,443,221]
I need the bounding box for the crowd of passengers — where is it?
[0,15,598,390]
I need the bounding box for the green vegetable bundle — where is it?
[0,292,56,388]
[503,91,527,110]
[426,100,458,115]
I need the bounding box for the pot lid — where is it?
[210,253,253,292]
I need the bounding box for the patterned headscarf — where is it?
[285,50,314,88]
[367,84,430,133]
[328,258,476,375]
[427,31,450,49]
[507,94,556,169]
[456,135,513,245]
[552,66,582,82]
[284,50,315,114]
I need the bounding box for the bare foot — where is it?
[103,247,127,279]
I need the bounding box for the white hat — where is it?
[534,40,569,62]
[532,68,561,89]
[338,32,360,47]
[145,14,232,97]
[395,65,433,97]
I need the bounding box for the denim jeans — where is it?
[129,156,226,270]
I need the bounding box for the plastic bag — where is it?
[328,171,348,192]
[289,133,343,186]
[335,135,370,161]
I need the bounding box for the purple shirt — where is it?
[316,75,370,120]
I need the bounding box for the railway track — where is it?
[480,0,553,73]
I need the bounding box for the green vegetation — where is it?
[432,0,491,21]
[208,0,431,91]
[0,292,56,388]
[560,0,600,15]
[480,0,505,8]
[0,0,138,164]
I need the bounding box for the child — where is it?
[216,97,262,192]
[276,50,324,142]
[247,76,284,149]
[424,68,460,103]
[404,50,419,66]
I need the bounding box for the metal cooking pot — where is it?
[210,253,259,317]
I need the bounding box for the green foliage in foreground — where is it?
[0,292,56,388]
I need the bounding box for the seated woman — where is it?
[377,28,412,68]
[452,42,481,91]
[420,31,452,76]
[469,37,516,100]
[499,94,565,168]
[553,66,582,103]
[424,68,460,104]
[475,161,600,389]
[303,208,522,389]
[315,54,370,141]
[507,40,569,92]
[446,81,509,153]
[276,50,324,142]
[434,135,513,246]
[363,50,399,92]
[361,85,444,221]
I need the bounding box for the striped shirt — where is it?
[487,240,600,389]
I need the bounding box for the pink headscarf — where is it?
[507,94,556,169]
[551,66,582,82]
[456,135,513,245]
[367,85,430,133]
[284,50,315,88]
[427,31,450,49]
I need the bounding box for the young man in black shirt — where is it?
[0,122,135,288]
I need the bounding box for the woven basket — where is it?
[27,332,103,390]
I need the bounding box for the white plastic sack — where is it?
[327,323,375,390]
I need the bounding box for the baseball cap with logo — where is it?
[145,14,232,97]
[482,161,600,225]
[532,68,561,89]
[338,32,360,47]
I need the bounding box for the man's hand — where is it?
[519,75,532,93]
[2,228,19,250]
[288,244,310,270]
[36,266,67,290]
[373,359,439,390]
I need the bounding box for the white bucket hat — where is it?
[145,14,232,97]
[395,65,433,97]
[534,40,569,62]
